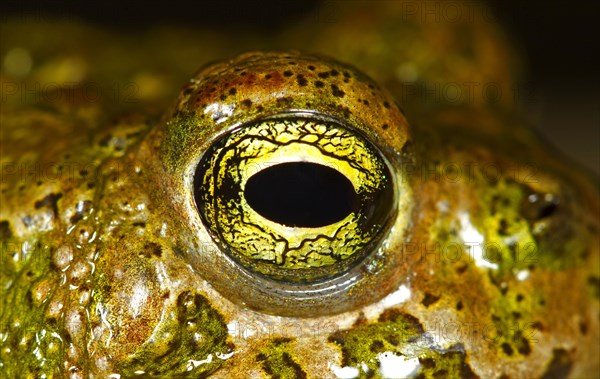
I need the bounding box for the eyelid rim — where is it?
[174,110,410,317]
[150,52,414,316]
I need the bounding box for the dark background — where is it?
[488,0,599,176]
[2,0,598,175]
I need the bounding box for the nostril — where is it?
[244,162,358,228]
[522,193,560,221]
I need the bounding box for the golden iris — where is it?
[195,113,396,282]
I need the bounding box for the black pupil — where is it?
[244,162,358,227]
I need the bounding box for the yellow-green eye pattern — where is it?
[194,115,395,282]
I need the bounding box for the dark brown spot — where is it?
[384,334,400,346]
[296,74,308,87]
[283,70,293,77]
[421,292,440,307]
[336,105,351,117]
[456,301,463,311]
[34,193,62,217]
[579,321,588,335]
[0,221,12,239]
[531,321,544,331]
[272,337,293,345]
[498,218,509,235]
[378,310,425,334]
[382,123,389,130]
[229,88,237,95]
[63,331,72,344]
[99,134,112,147]
[419,357,436,369]
[182,87,193,95]
[327,332,345,346]
[331,84,345,98]
[265,74,272,79]
[353,312,367,327]
[276,96,293,105]
[69,213,83,224]
[147,242,162,257]
[317,72,330,79]
[540,349,573,379]
[330,70,339,77]
[219,94,227,101]
[514,331,531,356]
[501,342,514,356]
[315,80,324,88]
[242,99,253,107]
[369,340,384,352]
[383,101,390,108]
[307,65,315,71]
[282,352,307,379]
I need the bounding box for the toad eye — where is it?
[157,51,412,316]
[194,115,395,282]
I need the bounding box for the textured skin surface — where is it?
[1,1,599,378]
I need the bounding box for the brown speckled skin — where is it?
[1,1,599,378]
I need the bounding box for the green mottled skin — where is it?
[1,1,598,378]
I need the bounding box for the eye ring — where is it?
[155,51,412,316]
